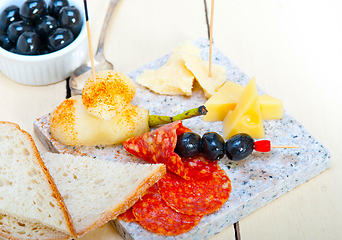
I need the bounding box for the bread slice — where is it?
[41,152,166,237]
[0,122,74,240]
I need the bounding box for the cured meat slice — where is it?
[123,121,191,179]
[158,160,231,216]
[182,155,220,181]
[118,185,158,223]
[117,207,136,223]
[132,186,203,236]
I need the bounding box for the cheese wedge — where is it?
[223,77,265,139]
[203,81,283,122]
[179,50,226,98]
[259,94,283,119]
[136,41,200,96]
[203,81,244,121]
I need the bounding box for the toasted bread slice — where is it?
[41,152,166,237]
[0,122,74,240]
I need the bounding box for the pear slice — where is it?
[82,70,136,121]
[50,95,149,146]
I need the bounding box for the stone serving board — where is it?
[34,38,331,240]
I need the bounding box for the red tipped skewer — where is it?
[254,140,299,153]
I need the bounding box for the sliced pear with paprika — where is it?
[223,77,265,139]
[50,95,149,146]
[82,70,136,121]
[50,95,207,146]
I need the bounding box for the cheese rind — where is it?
[223,78,265,139]
[203,81,283,122]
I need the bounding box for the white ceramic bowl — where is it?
[0,0,87,85]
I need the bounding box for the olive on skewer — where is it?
[175,132,299,161]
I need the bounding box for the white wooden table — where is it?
[1,0,341,239]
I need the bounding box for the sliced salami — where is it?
[182,155,220,181]
[132,186,203,236]
[117,207,136,223]
[158,160,231,216]
[123,121,191,179]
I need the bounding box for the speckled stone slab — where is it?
[34,38,331,240]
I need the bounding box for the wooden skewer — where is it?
[83,0,96,82]
[271,145,300,149]
[208,0,214,77]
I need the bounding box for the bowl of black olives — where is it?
[0,0,87,85]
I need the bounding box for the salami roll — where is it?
[132,185,203,236]
[158,158,232,216]
[123,121,191,179]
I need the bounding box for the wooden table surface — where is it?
[1,0,341,239]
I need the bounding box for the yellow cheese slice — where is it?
[203,81,244,121]
[178,50,226,98]
[136,41,200,96]
[203,81,283,122]
[259,94,283,119]
[223,77,265,139]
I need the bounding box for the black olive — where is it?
[36,15,58,42]
[201,132,225,160]
[7,20,33,42]
[47,27,73,51]
[175,132,202,158]
[9,46,17,53]
[48,0,69,19]
[58,6,83,38]
[16,31,41,55]
[0,5,21,31]
[0,34,14,51]
[20,0,47,23]
[225,133,254,161]
[38,46,50,54]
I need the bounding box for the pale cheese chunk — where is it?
[223,77,265,139]
[136,65,194,96]
[179,50,226,98]
[136,41,200,96]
